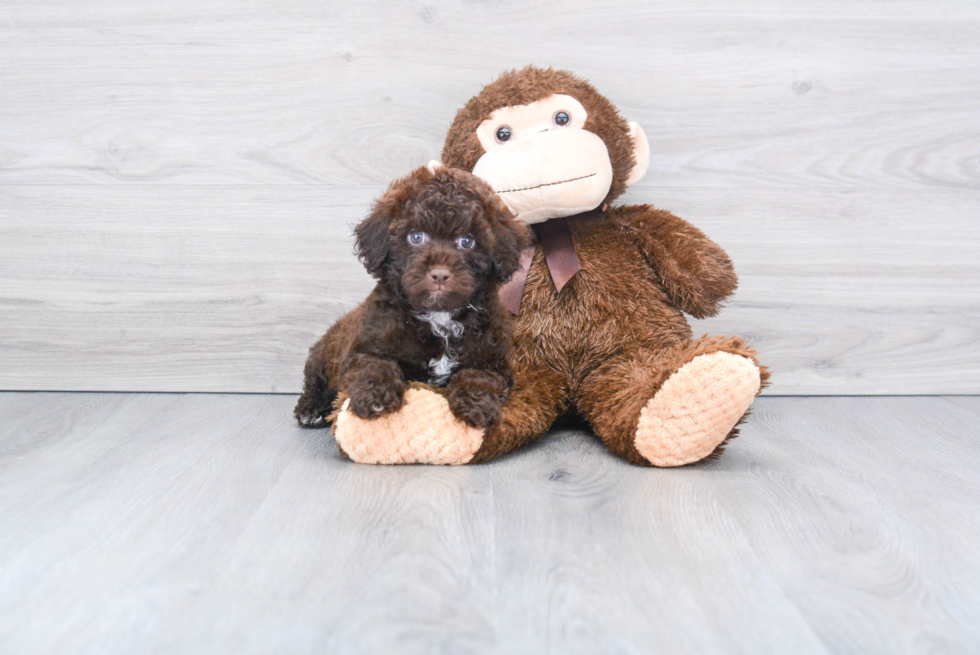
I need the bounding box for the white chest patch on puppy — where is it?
[414,311,466,386]
[427,352,458,387]
[415,311,465,343]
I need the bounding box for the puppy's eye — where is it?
[456,235,475,250]
[495,126,512,143]
[554,111,570,126]
[407,231,428,246]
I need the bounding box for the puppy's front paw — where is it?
[347,377,406,420]
[294,391,335,429]
[296,408,329,428]
[447,369,506,428]
[449,393,502,428]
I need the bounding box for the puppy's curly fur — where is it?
[295,166,531,430]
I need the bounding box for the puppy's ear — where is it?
[354,198,395,277]
[488,197,533,283]
[355,168,433,276]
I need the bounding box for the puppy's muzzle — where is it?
[428,267,452,288]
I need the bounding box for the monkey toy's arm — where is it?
[613,205,738,319]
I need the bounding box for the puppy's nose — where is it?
[428,267,451,286]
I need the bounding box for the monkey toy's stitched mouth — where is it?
[496,173,597,195]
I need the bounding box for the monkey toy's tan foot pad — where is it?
[333,386,484,465]
[635,352,761,467]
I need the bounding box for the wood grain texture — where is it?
[1,393,979,653]
[1,0,979,393]
[2,185,977,394]
[1,1,978,189]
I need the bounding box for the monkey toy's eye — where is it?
[408,231,428,246]
[456,235,475,250]
[495,126,512,143]
[554,111,570,126]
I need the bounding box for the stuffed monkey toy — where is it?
[324,66,770,466]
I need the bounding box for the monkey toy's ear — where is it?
[624,122,650,188]
[354,191,399,277]
[488,197,533,283]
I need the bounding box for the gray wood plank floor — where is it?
[1,393,978,654]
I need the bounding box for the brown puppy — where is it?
[295,165,530,430]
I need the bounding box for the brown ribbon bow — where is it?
[499,216,582,316]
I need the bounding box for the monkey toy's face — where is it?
[441,68,651,226]
[472,94,615,225]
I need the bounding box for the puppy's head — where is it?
[355,165,531,313]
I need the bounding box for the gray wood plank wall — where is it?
[1,0,978,394]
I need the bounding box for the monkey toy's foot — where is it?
[634,352,762,467]
[333,383,484,465]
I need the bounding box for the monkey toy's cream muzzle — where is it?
[472,130,614,225]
